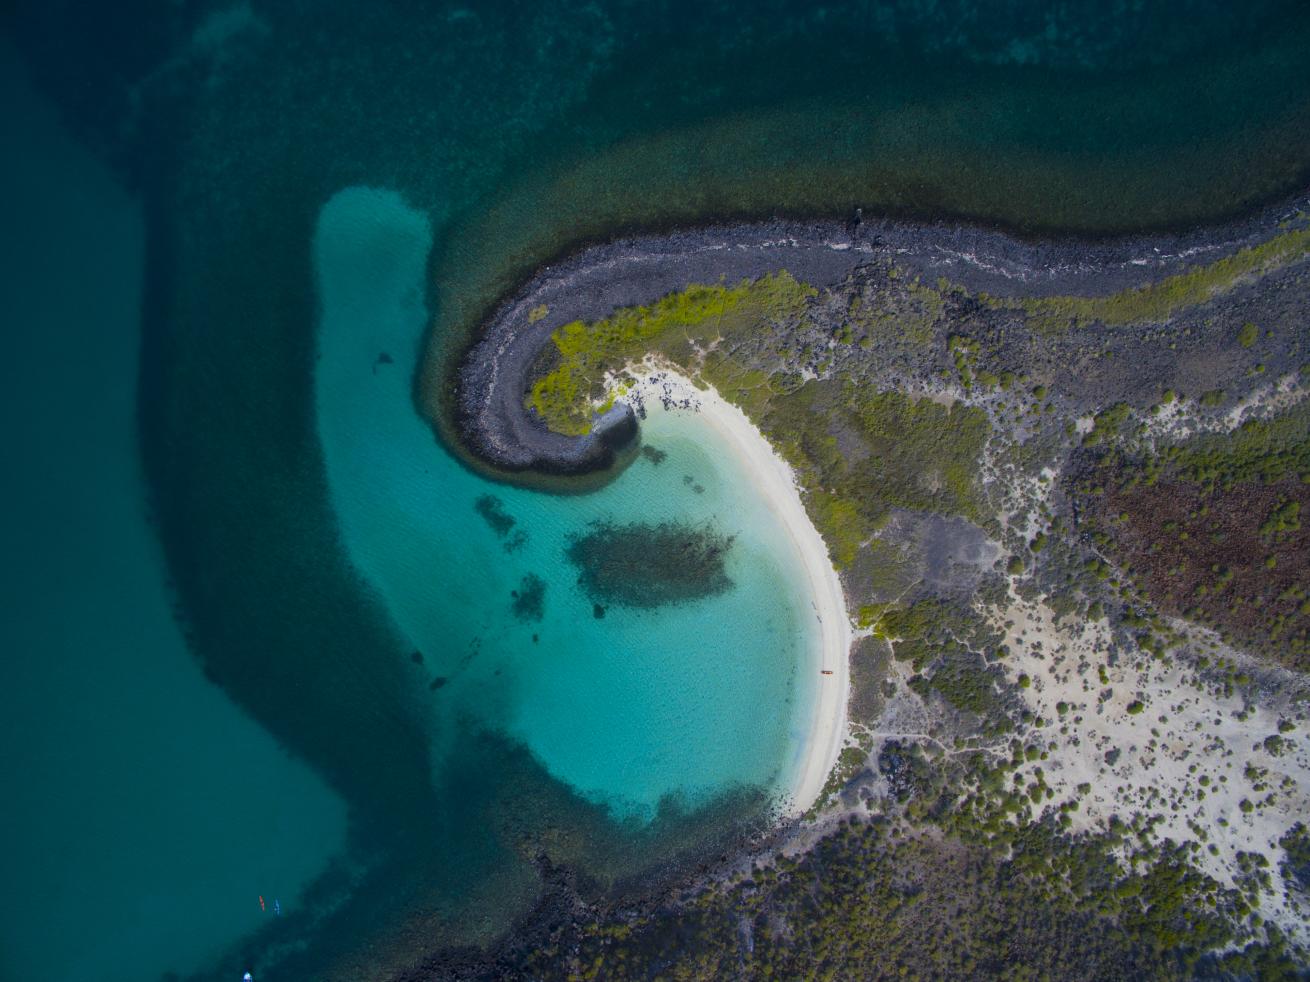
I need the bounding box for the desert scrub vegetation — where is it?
[869,596,1013,733]
[979,224,1310,333]
[868,597,1000,670]
[685,371,992,567]
[847,635,893,726]
[523,785,1299,980]
[526,272,814,434]
[1282,823,1310,895]
[746,383,991,566]
[525,275,992,566]
[847,266,946,349]
[1166,402,1310,490]
[907,649,1007,720]
[1077,402,1310,668]
[1082,402,1134,447]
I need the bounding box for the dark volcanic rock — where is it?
[448,203,1310,481]
[451,221,864,478]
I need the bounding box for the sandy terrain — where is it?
[989,584,1310,941]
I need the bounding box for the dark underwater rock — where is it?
[567,521,734,609]
[474,494,517,538]
[511,573,547,622]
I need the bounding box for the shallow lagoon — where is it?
[314,187,819,821]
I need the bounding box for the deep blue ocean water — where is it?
[4,2,1310,977]
[0,45,346,982]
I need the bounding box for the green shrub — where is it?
[983,225,1310,331]
[528,272,814,434]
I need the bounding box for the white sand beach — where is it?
[617,365,852,816]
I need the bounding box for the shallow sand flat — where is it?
[619,366,852,815]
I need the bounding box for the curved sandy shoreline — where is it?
[622,366,851,817]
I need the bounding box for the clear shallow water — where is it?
[314,187,817,820]
[0,45,345,982]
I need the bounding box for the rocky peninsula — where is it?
[442,199,1310,481]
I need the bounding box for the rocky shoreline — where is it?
[448,192,1310,478]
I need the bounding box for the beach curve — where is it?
[621,365,852,816]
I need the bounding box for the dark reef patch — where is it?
[639,444,667,465]
[474,493,517,538]
[567,521,734,609]
[511,573,547,622]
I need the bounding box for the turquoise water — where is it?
[0,46,345,982]
[314,187,817,819]
[6,1,1310,977]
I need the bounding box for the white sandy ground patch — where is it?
[1136,371,1308,444]
[988,585,1310,944]
[814,372,1310,944]
[847,563,1310,944]
[975,388,1310,943]
[608,363,853,818]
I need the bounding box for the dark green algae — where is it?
[14,0,1310,975]
[567,521,735,609]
